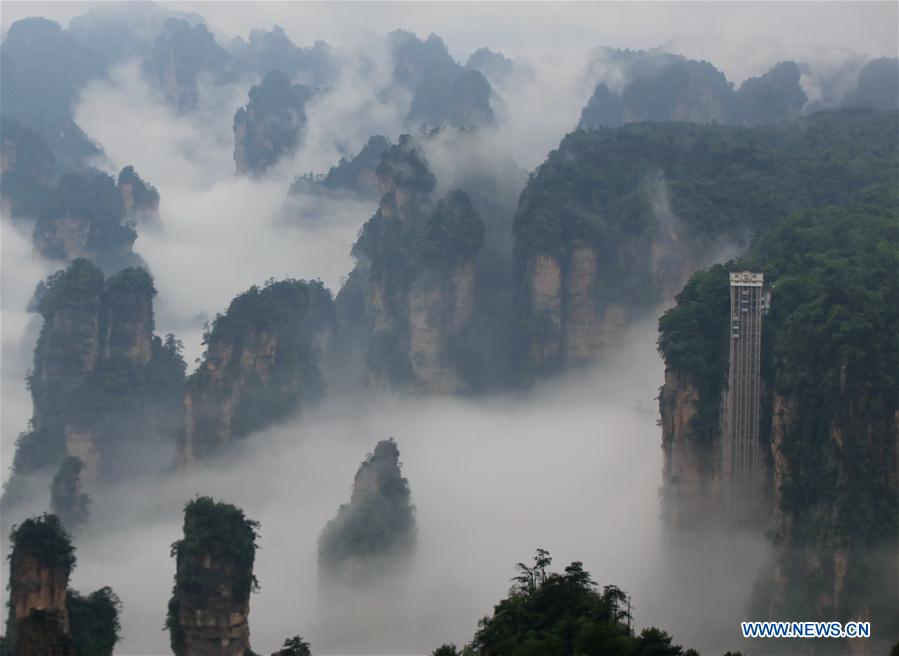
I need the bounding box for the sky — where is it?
[2,1,897,83]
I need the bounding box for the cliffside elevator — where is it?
[722,271,766,527]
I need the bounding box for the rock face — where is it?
[30,166,157,271]
[578,51,807,130]
[0,17,105,169]
[4,515,76,656]
[178,279,333,467]
[342,135,485,392]
[319,439,416,581]
[50,457,91,533]
[117,165,160,223]
[145,18,230,111]
[515,113,898,377]
[2,261,185,511]
[233,70,314,175]
[390,31,494,129]
[289,134,392,199]
[0,117,57,219]
[167,497,259,656]
[228,25,335,87]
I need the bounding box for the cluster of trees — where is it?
[431,549,703,656]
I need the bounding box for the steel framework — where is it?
[722,271,765,527]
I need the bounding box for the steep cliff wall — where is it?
[2,261,185,512]
[319,439,416,582]
[178,279,332,467]
[233,70,313,175]
[345,135,484,393]
[515,112,897,378]
[4,515,75,656]
[167,497,259,656]
[117,165,160,223]
[32,170,146,273]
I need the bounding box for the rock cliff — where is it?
[49,457,91,533]
[578,51,806,130]
[145,18,230,111]
[2,260,185,512]
[515,112,897,377]
[318,439,416,582]
[657,189,899,651]
[117,165,160,223]
[0,118,57,219]
[4,515,75,656]
[390,31,494,129]
[341,135,484,392]
[32,170,148,273]
[178,279,332,467]
[233,70,314,175]
[167,497,259,656]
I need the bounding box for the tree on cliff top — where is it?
[434,549,697,656]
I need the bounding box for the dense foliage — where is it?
[8,513,75,572]
[66,587,122,656]
[434,550,697,656]
[658,166,898,631]
[516,109,898,305]
[192,278,327,439]
[657,264,731,461]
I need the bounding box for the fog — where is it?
[0,315,758,655]
[1,2,886,653]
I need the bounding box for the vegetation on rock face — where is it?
[4,260,185,499]
[516,109,898,303]
[0,17,105,168]
[319,439,416,579]
[233,69,314,175]
[432,550,697,656]
[289,135,392,198]
[145,18,230,111]
[0,117,58,218]
[657,157,898,636]
[390,31,494,129]
[50,457,92,532]
[33,170,144,271]
[8,514,76,572]
[345,133,486,390]
[578,51,810,131]
[5,513,121,656]
[117,165,160,220]
[66,587,122,656]
[166,497,259,655]
[183,278,330,460]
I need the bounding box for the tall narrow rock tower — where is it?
[722,271,765,526]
